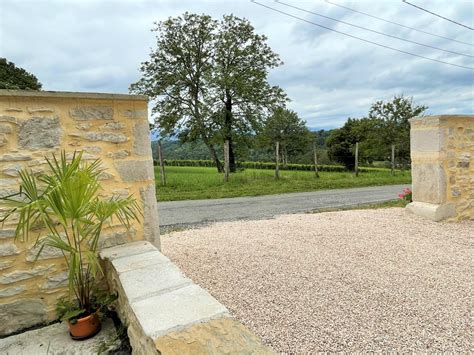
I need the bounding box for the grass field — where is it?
[155,166,411,201]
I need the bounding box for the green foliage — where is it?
[259,108,311,165]
[130,13,286,171]
[326,118,379,169]
[1,151,140,317]
[155,166,411,201]
[327,95,428,169]
[369,94,428,162]
[0,58,42,90]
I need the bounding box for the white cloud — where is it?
[1,0,472,129]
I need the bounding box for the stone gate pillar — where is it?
[407,115,473,221]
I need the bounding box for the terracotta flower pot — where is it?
[68,312,101,340]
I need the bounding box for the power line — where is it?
[323,0,473,47]
[250,1,474,71]
[402,0,474,31]
[276,0,474,58]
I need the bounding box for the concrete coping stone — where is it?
[100,240,232,351]
[0,89,148,101]
[119,262,193,303]
[99,240,156,261]
[111,250,171,274]
[131,284,230,339]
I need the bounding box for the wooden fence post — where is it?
[224,139,230,182]
[275,141,280,180]
[313,141,319,178]
[391,143,395,176]
[355,141,359,177]
[158,140,166,186]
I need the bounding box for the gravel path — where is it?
[161,208,473,353]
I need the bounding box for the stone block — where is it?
[27,107,54,114]
[40,272,68,290]
[82,146,102,154]
[107,150,130,159]
[406,202,456,222]
[0,285,26,297]
[131,284,229,339]
[84,132,128,143]
[154,318,274,355]
[411,163,446,204]
[0,265,53,284]
[99,122,125,130]
[0,153,31,161]
[100,240,156,261]
[0,123,12,134]
[410,128,444,155]
[0,299,46,336]
[133,122,152,156]
[97,171,114,181]
[18,117,61,149]
[114,160,154,182]
[98,229,135,249]
[70,106,113,120]
[0,116,17,124]
[0,243,19,256]
[0,134,8,146]
[140,184,160,248]
[0,229,15,239]
[111,250,170,274]
[123,109,147,119]
[119,262,192,302]
[0,261,13,271]
[1,164,22,177]
[26,239,63,262]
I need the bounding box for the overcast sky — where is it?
[1,0,473,129]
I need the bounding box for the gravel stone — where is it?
[161,208,473,353]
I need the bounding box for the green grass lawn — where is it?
[155,166,411,201]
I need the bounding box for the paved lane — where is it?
[158,184,409,227]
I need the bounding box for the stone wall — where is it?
[407,115,473,221]
[100,241,273,354]
[0,90,160,336]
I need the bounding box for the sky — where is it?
[1,0,473,129]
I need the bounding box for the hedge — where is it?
[161,159,390,173]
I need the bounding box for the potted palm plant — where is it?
[1,151,141,340]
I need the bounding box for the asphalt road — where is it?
[158,184,409,228]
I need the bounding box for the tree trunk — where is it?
[224,139,230,182]
[201,133,223,173]
[224,92,236,172]
[275,141,280,180]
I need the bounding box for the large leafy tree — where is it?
[0,58,42,90]
[130,13,223,171]
[211,15,286,171]
[369,95,427,163]
[131,13,285,173]
[326,118,379,170]
[260,108,311,166]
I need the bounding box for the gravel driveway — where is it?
[161,208,473,353]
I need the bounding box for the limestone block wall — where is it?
[0,90,160,336]
[407,115,473,221]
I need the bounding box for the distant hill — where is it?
[152,129,333,165]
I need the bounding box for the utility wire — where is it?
[276,0,474,58]
[250,1,474,71]
[323,0,473,47]
[402,0,474,31]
